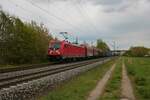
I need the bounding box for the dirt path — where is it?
[87,63,116,100]
[120,63,135,100]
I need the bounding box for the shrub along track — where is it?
[0,58,109,89]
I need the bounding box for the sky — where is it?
[0,0,150,50]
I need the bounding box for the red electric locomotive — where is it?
[48,39,86,60]
[48,38,104,61]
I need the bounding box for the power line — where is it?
[46,0,84,34]
[25,0,86,33]
[9,0,86,35]
[46,0,92,39]
[8,0,61,32]
[6,0,31,21]
[8,0,100,41]
[77,0,100,33]
[72,0,96,33]
[9,0,92,42]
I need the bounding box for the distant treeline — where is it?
[0,10,52,64]
[124,46,150,57]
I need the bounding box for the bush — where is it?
[0,10,52,64]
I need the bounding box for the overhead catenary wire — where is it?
[77,0,100,34]
[24,0,92,42]
[5,0,31,21]
[72,0,97,33]
[8,0,62,33]
[8,0,99,42]
[24,0,87,34]
[46,0,90,41]
[70,0,101,44]
[8,0,89,42]
[6,0,83,34]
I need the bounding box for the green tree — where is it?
[124,46,149,57]
[96,39,110,55]
[0,10,53,64]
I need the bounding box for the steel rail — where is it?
[0,58,108,89]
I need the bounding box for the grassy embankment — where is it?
[40,58,117,100]
[100,57,122,100]
[124,57,150,100]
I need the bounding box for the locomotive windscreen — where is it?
[49,42,60,50]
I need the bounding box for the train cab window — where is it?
[49,42,60,50]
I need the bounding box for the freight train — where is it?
[47,39,111,61]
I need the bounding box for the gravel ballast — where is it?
[0,59,110,100]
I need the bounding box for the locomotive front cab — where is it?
[48,40,62,60]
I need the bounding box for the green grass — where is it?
[124,57,150,100]
[40,59,117,100]
[100,58,122,100]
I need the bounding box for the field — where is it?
[124,57,150,100]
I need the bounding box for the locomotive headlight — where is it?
[56,50,60,54]
[49,51,52,54]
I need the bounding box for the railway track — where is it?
[0,62,57,73]
[0,58,108,90]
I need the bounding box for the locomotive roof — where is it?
[50,40,84,47]
[49,40,102,51]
